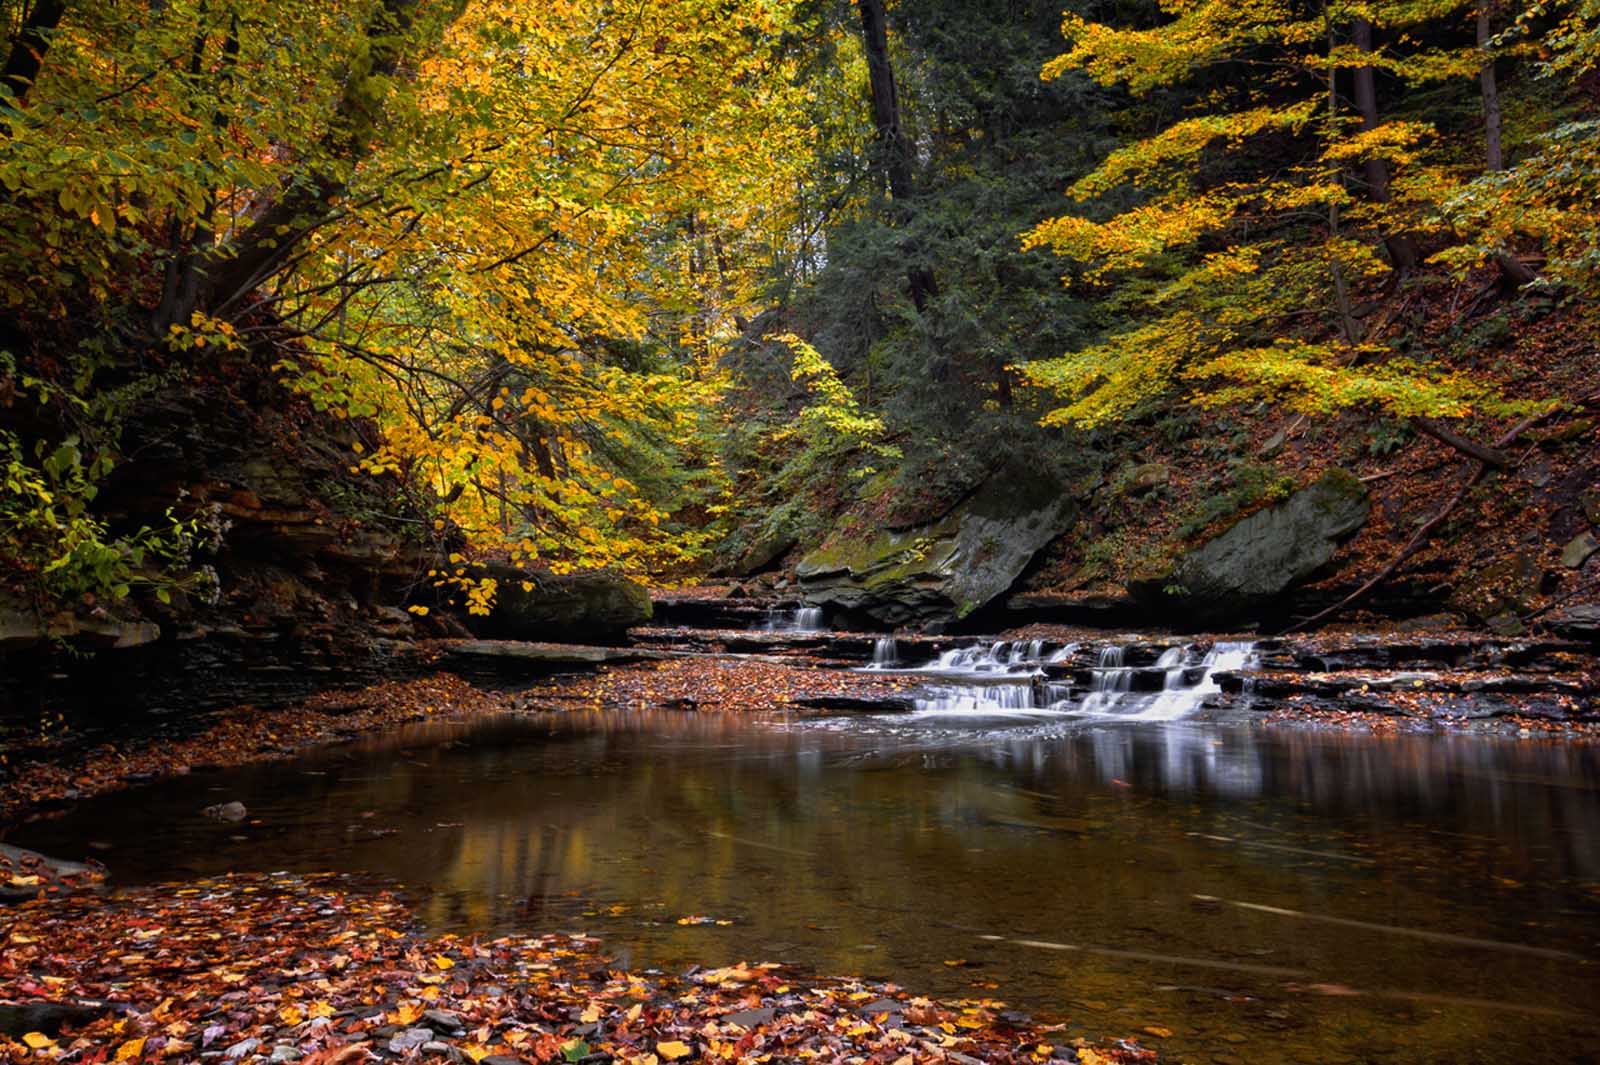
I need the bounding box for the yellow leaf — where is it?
[117,1037,147,1060]
[392,1002,423,1026]
[278,1005,304,1026]
[1142,1026,1172,1038]
[22,1033,54,1049]
[580,1006,601,1023]
[657,1041,692,1060]
[308,1002,336,1020]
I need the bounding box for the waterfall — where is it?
[920,640,1054,674]
[759,607,826,632]
[1089,641,1258,722]
[908,640,1256,722]
[871,637,899,668]
[1079,646,1134,714]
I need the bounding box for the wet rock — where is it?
[422,1010,463,1031]
[0,843,104,903]
[1547,604,1600,644]
[204,801,248,822]
[723,1007,777,1029]
[387,1028,435,1053]
[471,565,651,642]
[1561,531,1598,569]
[421,1041,465,1061]
[269,1046,302,1063]
[0,1000,112,1037]
[788,695,918,714]
[796,468,1076,629]
[438,640,662,680]
[1129,468,1369,623]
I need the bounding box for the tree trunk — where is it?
[1351,18,1419,272]
[855,0,937,312]
[198,0,425,314]
[1478,0,1504,172]
[1476,0,1540,287]
[856,0,913,203]
[1,0,68,105]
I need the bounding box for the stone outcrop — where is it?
[1129,468,1370,622]
[795,471,1076,629]
[470,565,652,643]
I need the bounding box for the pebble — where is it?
[204,801,248,822]
[224,1038,260,1060]
[388,1027,435,1053]
[422,1009,464,1030]
[421,1040,465,1060]
[269,1046,302,1063]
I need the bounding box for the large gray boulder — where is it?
[796,472,1076,629]
[468,566,652,642]
[1130,468,1370,621]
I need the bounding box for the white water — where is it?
[917,639,1060,675]
[761,606,826,632]
[908,640,1256,722]
[871,637,899,668]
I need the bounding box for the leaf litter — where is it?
[0,873,1160,1065]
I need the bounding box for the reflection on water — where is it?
[15,708,1600,1065]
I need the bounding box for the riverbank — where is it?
[5,623,1597,827]
[0,872,1154,1065]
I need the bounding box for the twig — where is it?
[1282,410,1551,633]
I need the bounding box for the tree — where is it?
[0,0,820,609]
[1018,0,1539,433]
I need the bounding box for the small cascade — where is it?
[1083,641,1258,721]
[870,637,900,668]
[1080,646,1135,714]
[759,606,826,633]
[908,640,1257,721]
[920,640,1053,674]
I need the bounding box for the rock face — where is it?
[1130,468,1370,622]
[471,566,652,642]
[795,472,1076,629]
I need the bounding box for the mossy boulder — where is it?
[1129,467,1370,622]
[1450,554,1545,624]
[469,565,652,643]
[795,471,1076,629]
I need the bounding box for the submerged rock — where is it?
[470,566,652,642]
[204,801,248,822]
[795,471,1076,629]
[1129,468,1370,622]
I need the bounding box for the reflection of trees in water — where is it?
[394,712,1600,944]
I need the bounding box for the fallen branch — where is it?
[1411,417,1510,469]
[1283,411,1550,633]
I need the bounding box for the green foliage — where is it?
[1018,0,1583,431]
[0,427,210,607]
[1171,462,1297,542]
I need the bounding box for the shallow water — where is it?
[14,704,1600,1064]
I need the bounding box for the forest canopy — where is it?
[1,0,1596,616]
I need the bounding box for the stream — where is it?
[10,634,1600,1064]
